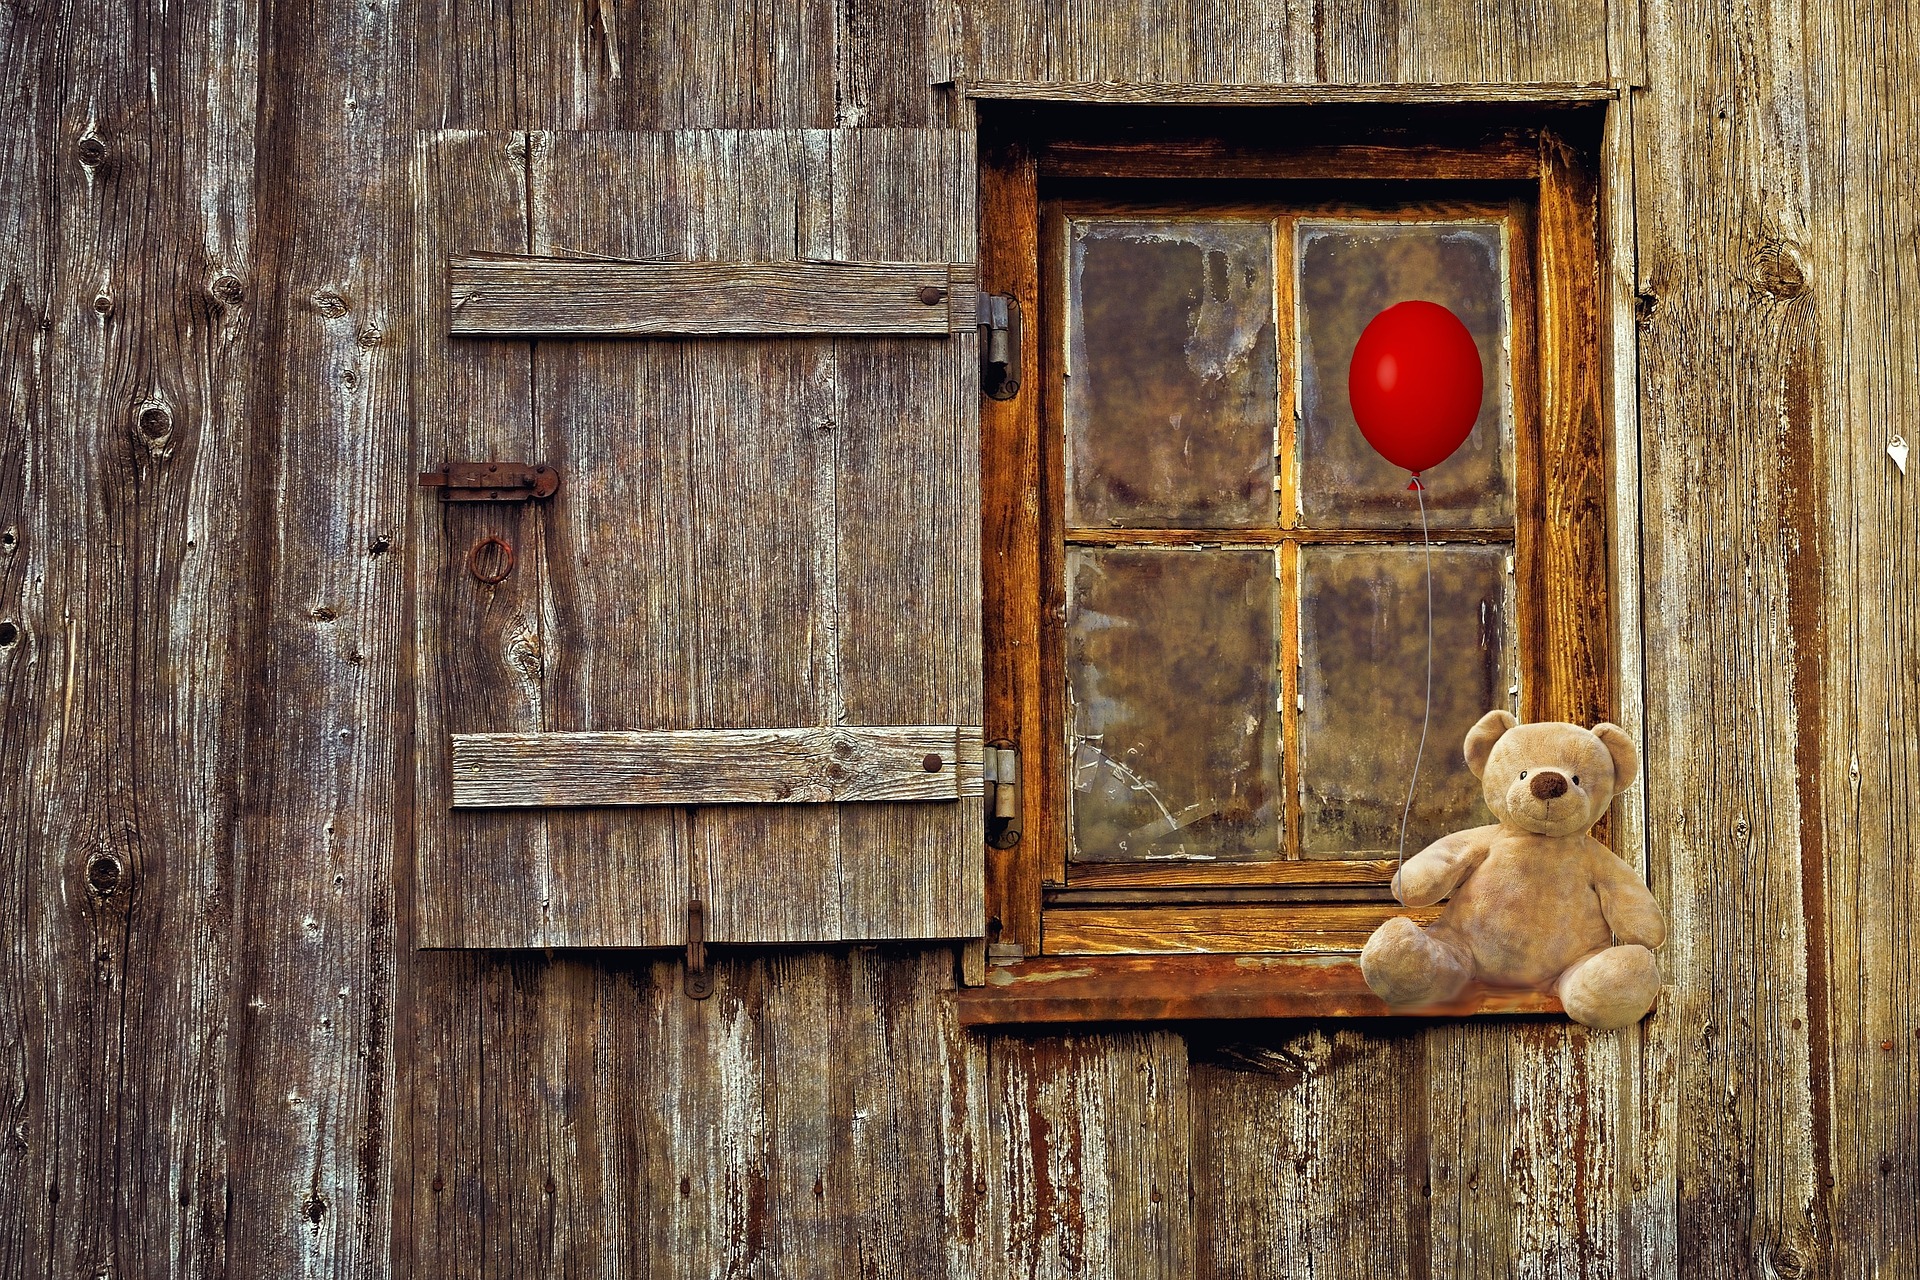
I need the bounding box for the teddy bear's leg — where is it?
[1360,917,1473,1006]
[1556,945,1662,1029]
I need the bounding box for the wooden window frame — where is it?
[960,103,1612,1025]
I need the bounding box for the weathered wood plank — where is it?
[955,954,1563,1025]
[1190,1026,1426,1277]
[451,726,984,806]
[827,127,987,939]
[957,0,1608,85]
[412,133,623,953]
[1805,0,1920,1272]
[448,257,979,335]
[968,78,1614,103]
[228,0,412,1270]
[983,1032,1193,1280]
[0,0,260,1273]
[1043,903,1442,954]
[1635,0,1827,1270]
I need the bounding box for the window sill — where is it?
[950,952,1566,1026]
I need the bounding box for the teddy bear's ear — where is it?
[1463,710,1517,779]
[1592,722,1639,790]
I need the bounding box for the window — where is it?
[964,103,1611,1023]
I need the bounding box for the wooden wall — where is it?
[1,0,1914,1276]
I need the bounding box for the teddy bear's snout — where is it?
[1529,771,1570,800]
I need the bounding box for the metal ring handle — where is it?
[467,534,514,584]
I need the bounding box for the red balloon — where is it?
[1347,300,1485,476]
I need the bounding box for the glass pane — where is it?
[1298,544,1514,856]
[1296,221,1513,528]
[1067,548,1280,861]
[1066,220,1278,528]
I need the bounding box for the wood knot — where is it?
[76,132,107,167]
[301,1193,327,1224]
[209,273,245,306]
[132,401,175,460]
[1751,239,1810,300]
[310,288,349,319]
[85,852,124,898]
[0,527,15,553]
[92,293,114,317]
[0,620,18,647]
[356,323,383,349]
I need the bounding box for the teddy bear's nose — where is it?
[1529,771,1569,800]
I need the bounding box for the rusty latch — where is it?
[418,461,560,502]
[684,900,713,1000]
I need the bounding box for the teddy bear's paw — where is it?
[1558,944,1661,1029]
[1360,916,1472,1007]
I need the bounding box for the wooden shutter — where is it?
[412,130,982,948]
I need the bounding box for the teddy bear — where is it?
[1358,710,1665,1029]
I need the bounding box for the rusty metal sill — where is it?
[950,953,1566,1027]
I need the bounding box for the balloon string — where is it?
[1396,477,1434,875]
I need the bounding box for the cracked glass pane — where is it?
[1066,220,1278,528]
[1296,221,1513,528]
[1067,547,1280,861]
[1298,543,1515,856]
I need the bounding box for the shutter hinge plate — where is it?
[978,295,1022,400]
[984,739,1022,849]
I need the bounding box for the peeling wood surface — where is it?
[448,257,980,335]
[1,0,1915,1277]
[449,726,985,806]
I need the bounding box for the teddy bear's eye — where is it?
[1573,775,1580,785]
[1519,771,1528,780]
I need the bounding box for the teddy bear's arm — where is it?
[1588,841,1667,947]
[1391,824,1500,906]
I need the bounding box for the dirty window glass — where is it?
[1296,222,1512,529]
[1067,548,1281,861]
[1065,220,1278,528]
[1297,544,1514,856]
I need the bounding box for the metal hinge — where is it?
[684,900,713,999]
[418,461,560,502]
[977,294,1022,400]
[984,739,1021,849]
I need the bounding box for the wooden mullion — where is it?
[1037,201,1070,898]
[1064,527,1514,546]
[1280,538,1303,860]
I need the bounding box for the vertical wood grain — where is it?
[828,127,985,939]
[1190,1027,1425,1278]
[227,0,412,1269]
[984,1031,1193,1280]
[0,0,260,1274]
[1634,0,1826,1271]
[1804,0,1920,1272]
